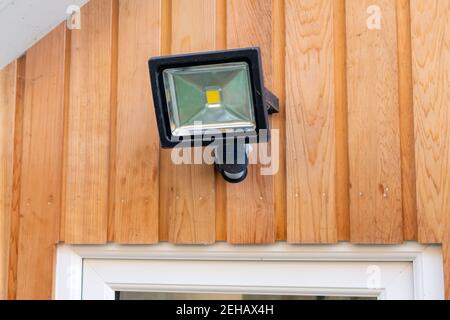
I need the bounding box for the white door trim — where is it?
[54,242,444,300]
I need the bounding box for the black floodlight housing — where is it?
[149,47,279,183]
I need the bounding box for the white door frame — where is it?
[54,242,444,300]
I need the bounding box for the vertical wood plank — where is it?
[16,25,66,299]
[6,56,25,300]
[286,0,337,243]
[158,0,172,242]
[159,0,216,244]
[107,0,119,242]
[64,0,113,244]
[397,0,418,240]
[59,27,72,243]
[411,0,449,243]
[347,0,403,243]
[0,62,17,300]
[273,0,287,241]
[113,0,160,244]
[334,0,350,241]
[444,236,450,299]
[215,0,228,241]
[226,0,275,244]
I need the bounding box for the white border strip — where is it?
[55,242,444,300]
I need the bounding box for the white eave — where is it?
[0,0,89,70]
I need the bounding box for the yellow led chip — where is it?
[206,89,221,105]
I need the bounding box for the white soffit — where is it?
[0,0,89,70]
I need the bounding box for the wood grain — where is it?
[159,0,216,244]
[7,56,26,300]
[16,25,66,299]
[226,0,275,244]
[334,0,350,241]
[411,0,449,243]
[397,0,418,241]
[347,0,403,243]
[107,0,119,242]
[215,0,228,241]
[59,27,72,243]
[113,0,160,243]
[0,0,449,299]
[286,0,337,243]
[158,0,172,242]
[0,62,17,300]
[63,0,113,244]
[273,0,287,241]
[444,235,450,299]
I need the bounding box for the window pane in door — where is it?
[117,292,376,300]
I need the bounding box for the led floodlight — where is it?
[149,48,279,183]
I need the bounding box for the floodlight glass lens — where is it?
[162,62,256,137]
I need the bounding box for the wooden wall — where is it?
[0,0,449,299]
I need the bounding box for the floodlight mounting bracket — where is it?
[264,88,279,114]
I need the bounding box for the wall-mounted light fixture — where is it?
[148,48,278,183]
